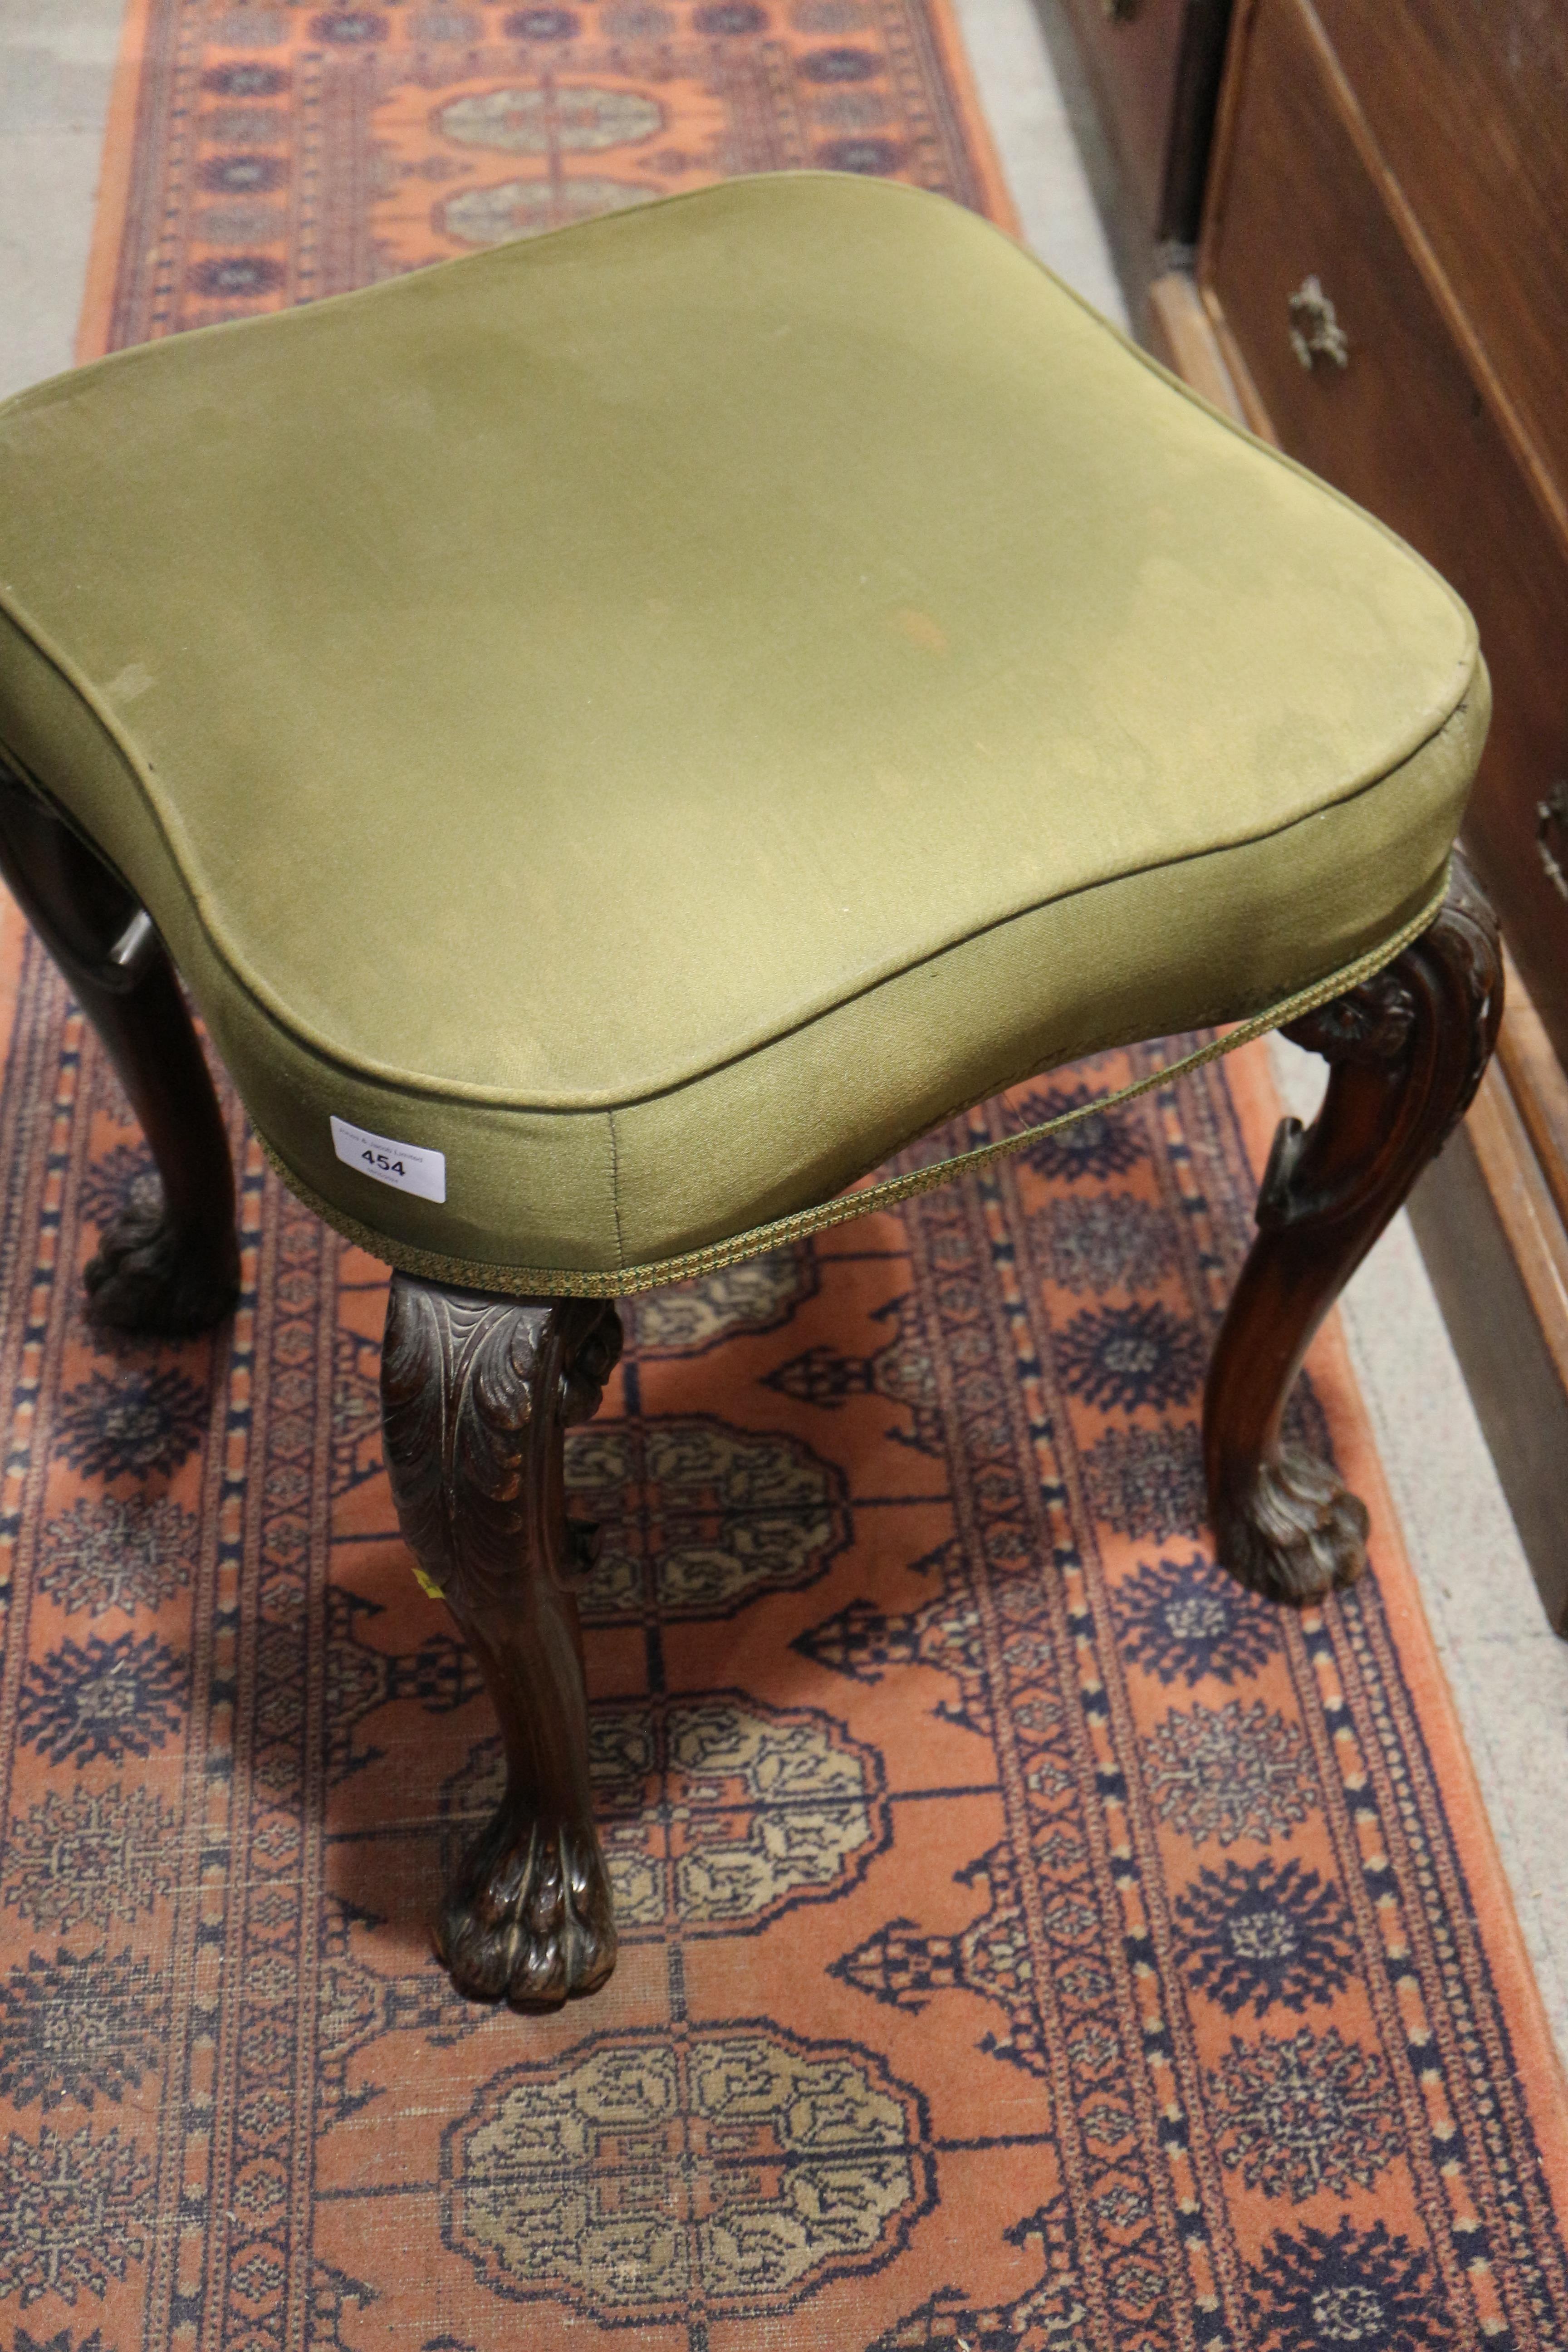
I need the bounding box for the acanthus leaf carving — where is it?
[1206,850,1501,1603]
[380,1275,624,2005]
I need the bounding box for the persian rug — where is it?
[3,0,1567,2339]
[73,0,1014,358]
[2,886,1568,2351]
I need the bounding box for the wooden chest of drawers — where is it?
[1186,0,1568,1076]
[1141,0,1568,1622]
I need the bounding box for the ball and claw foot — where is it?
[83,1201,241,1338]
[437,1809,617,2009]
[1213,1448,1370,1605]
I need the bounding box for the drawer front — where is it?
[1311,0,1568,499]
[1202,0,1568,1059]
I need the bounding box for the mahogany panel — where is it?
[1309,0,1568,517]
[1202,0,1568,1065]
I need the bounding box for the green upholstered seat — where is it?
[0,173,1485,1289]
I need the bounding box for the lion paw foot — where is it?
[437,1812,617,2009]
[1213,1446,1369,1605]
[84,1203,240,1338]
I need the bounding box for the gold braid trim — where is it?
[256,871,1449,1298]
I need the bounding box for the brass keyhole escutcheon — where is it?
[1289,275,1350,371]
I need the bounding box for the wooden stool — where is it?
[0,174,1500,2007]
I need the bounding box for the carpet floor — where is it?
[3,8,1568,2343]
[75,0,1014,357]
[1,899,1566,2348]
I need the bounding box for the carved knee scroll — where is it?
[1204,854,1502,1604]
[380,1275,623,2006]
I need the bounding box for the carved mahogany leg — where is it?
[1204,854,1501,1603]
[0,763,240,1335]
[380,1274,623,2006]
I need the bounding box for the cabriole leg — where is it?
[0,762,240,1335]
[380,1274,623,2006]
[1204,853,1501,1604]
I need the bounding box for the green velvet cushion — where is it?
[0,173,1485,1284]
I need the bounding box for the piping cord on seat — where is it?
[258,865,1450,1299]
